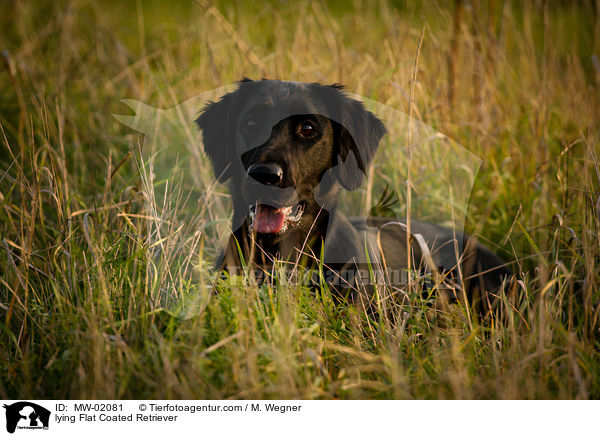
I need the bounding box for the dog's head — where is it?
[195,79,386,235]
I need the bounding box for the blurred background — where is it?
[0,0,598,399]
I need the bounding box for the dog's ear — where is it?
[195,83,249,182]
[332,93,387,191]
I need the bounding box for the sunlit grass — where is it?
[0,0,598,399]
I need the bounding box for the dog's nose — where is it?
[247,162,283,186]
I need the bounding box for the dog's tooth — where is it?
[249,203,256,226]
[286,203,304,222]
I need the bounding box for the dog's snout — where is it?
[247,162,283,186]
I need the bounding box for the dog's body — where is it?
[196,79,510,313]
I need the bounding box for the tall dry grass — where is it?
[0,0,598,399]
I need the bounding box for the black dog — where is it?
[196,79,510,314]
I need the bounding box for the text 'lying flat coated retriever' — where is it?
[196,79,511,314]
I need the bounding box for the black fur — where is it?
[196,79,511,315]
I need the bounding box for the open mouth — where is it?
[249,201,305,234]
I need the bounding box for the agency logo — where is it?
[2,402,50,434]
[115,83,482,319]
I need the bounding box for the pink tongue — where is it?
[253,204,286,233]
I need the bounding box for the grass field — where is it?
[1,0,599,399]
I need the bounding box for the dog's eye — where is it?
[298,121,315,137]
